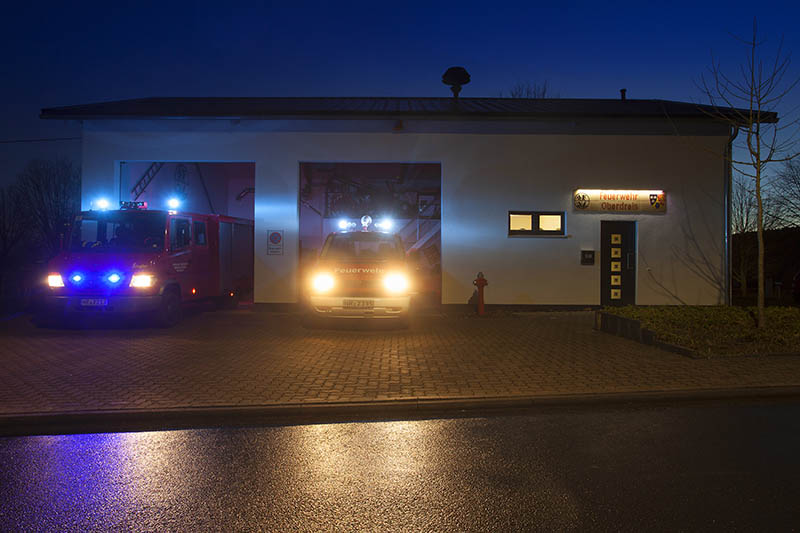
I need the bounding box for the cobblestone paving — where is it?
[1,310,799,415]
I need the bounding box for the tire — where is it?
[302,312,321,329]
[221,290,240,310]
[396,314,411,329]
[33,313,57,328]
[157,290,182,327]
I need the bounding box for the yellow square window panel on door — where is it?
[509,214,533,231]
[538,214,562,232]
[601,221,636,307]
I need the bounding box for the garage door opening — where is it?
[120,161,255,305]
[299,162,441,307]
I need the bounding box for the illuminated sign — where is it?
[573,189,666,213]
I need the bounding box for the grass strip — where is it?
[606,306,800,356]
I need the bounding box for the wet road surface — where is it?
[2,400,799,531]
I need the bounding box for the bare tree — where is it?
[0,182,29,292]
[15,158,81,259]
[502,80,553,98]
[731,176,781,296]
[698,18,800,327]
[773,160,800,226]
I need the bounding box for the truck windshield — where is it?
[70,211,167,253]
[321,232,404,262]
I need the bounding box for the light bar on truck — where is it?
[120,201,148,210]
[375,218,393,231]
[338,219,357,231]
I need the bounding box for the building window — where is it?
[508,211,566,236]
[509,213,533,231]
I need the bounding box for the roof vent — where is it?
[442,67,471,99]
[620,88,627,101]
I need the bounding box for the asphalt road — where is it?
[1,401,799,532]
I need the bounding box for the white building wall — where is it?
[81,123,728,306]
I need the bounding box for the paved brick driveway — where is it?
[1,309,799,416]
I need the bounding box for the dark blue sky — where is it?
[2,0,799,184]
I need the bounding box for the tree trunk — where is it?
[739,253,748,297]
[756,167,765,328]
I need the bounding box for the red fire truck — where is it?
[39,201,253,326]
[305,216,413,326]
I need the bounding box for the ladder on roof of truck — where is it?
[131,162,165,200]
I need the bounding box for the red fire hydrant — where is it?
[473,272,488,316]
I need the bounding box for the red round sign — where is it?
[269,232,282,244]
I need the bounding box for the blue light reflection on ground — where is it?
[0,433,124,530]
[0,422,448,531]
[0,431,185,531]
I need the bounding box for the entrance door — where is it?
[190,218,211,298]
[601,221,637,306]
[168,215,194,300]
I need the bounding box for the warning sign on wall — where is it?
[267,230,284,255]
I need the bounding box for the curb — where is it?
[593,311,800,359]
[3,385,800,437]
[595,310,701,358]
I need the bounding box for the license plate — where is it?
[80,298,108,307]
[343,299,374,309]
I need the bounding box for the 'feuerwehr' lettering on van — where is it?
[334,267,384,274]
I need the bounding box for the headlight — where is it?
[311,273,335,293]
[47,274,65,288]
[383,273,409,293]
[130,274,154,288]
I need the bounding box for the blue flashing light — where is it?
[70,274,84,284]
[95,198,110,210]
[376,218,394,231]
[167,198,181,209]
[106,273,122,284]
[338,219,349,230]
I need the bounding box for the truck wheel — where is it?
[302,312,321,329]
[33,313,57,328]
[217,290,239,310]
[157,291,182,327]
[397,314,411,329]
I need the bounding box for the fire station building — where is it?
[41,96,740,307]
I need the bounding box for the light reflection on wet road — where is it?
[2,402,800,531]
